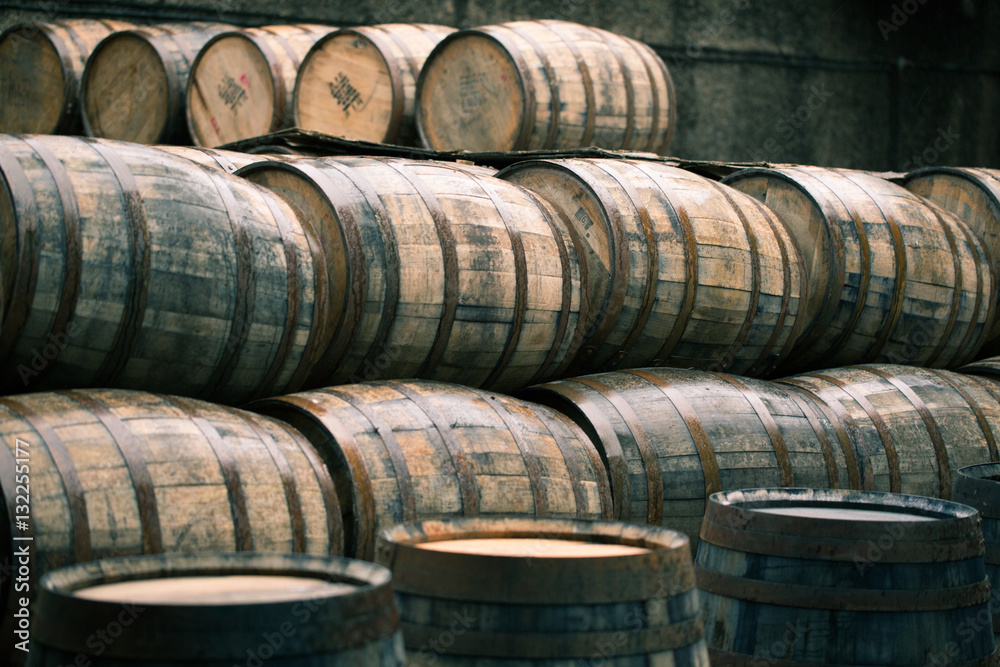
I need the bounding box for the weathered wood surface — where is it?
[252,380,611,560]
[0,19,135,134]
[295,23,455,145]
[953,463,1000,641]
[500,159,806,376]
[152,144,269,173]
[417,20,677,153]
[187,24,332,147]
[376,517,708,666]
[0,134,319,403]
[725,166,994,372]
[697,488,995,666]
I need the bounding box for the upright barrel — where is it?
[954,463,1000,641]
[186,24,332,147]
[28,553,405,665]
[0,135,320,403]
[417,20,677,153]
[0,19,134,134]
[724,166,994,371]
[500,159,806,376]
[697,488,996,666]
[377,517,708,666]
[240,157,584,391]
[251,380,612,560]
[295,23,456,144]
[82,22,233,144]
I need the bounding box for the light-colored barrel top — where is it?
[75,574,358,604]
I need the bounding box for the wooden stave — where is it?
[151,144,269,173]
[954,463,1000,639]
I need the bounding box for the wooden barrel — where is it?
[153,144,269,173]
[81,22,234,144]
[0,19,135,134]
[697,488,996,666]
[723,166,995,371]
[0,389,343,662]
[776,364,1000,499]
[499,158,806,376]
[905,167,1000,356]
[416,20,677,153]
[376,517,708,666]
[251,380,612,560]
[522,367,859,539]
[239,156,584,391]
[294,23,456,145]
[954,463,1000,641]
[28,553,404,665]
[186,24,332,147]
[0,134,320,404]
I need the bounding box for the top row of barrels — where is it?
[0,19,678,152]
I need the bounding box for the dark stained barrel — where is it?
[954,463,1000,641]
[697,488,996,666]
[28,553,405,665]
[376,517,708,666]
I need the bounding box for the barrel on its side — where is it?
[417,20,676,153]
[252,380,612,560]
[697,488,996,666]
[377,517,708,666]
[0,19,135,134]
[295,23,455,145]
[153,144,270,173]
[28,553,405,665]
[954,463,1000,641]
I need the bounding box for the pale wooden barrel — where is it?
[954,463,1000,641]
[153,144,269,173]
[81,22,234,144]
[240,156,584,391]
[186,24,332,147]
[294,23,456,145]
[417,20,677,153]
[251,380,612,560]
[0,389,343,662]
[697,488,996,666]
[0,134,320,404]
[27,553,405,665]
[522,367,859,539]
[724,166,995,371]
[499,158,806,376]
[776,364,1000,499]
[0,19,135,134]
[376,517,708,666]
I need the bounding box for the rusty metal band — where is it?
[709,648,1000,667]
[483,27,536,150]
[542,20,596,147]
[952,212,994,367]
[806,371,900,492]
[381,160,459,378]
[713,373,794,487]
[627,369,722,496]
[0,142,39,368]
[235,31,286,132]
[510,26,561,148]
[641,40,677,152]
[926,207,970,366]
[697,566,990,611]
[573,377,663,525]
[856,366,951,498]
[629,39,661,151]
[780,385,840,488]
[0,397,91,563]
[45,24,84,129]
[148,32,184,143]
[356,28,408,142]
[593,29,636,148]
[62,391,163,555]
[83,139,150,387]
[471,174,529,389]
[389,382,480,517]
[468,387,549,517]
[530,405,596,519]
[944,372,1000,462]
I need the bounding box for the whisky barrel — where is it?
[153,144,268,173]
[0,134,320,403]
[0,19,135,134]
[251,380,612,560]
[776,364,1000,499]
[240,157,584,391]
[28,553,404,665]
[186,24,332,147]
[954,463,1000,640]
[376,517,708,666]
[294,23,455,145]
[905,167,1000,356]
[0,389,343,662]
[417,20,677,153]
[724,166,995,371]
[81,22,234,144]
[697,488,996,666]
[499,159,806,376]
[522,367,859,538]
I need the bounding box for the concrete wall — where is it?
[3,0,997,169]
